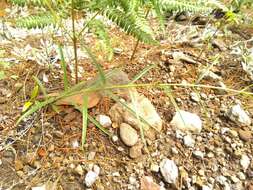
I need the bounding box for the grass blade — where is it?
[130,64,156,84]
[81,95,88,148]
[58,45,69,90]
[82,44,106,84]
[88,114,112,136]
[16,101,47,125]
[162,86,187,127]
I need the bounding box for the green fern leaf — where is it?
[159,0,212,13]
[16,14,56,29]
[104,8,157,44]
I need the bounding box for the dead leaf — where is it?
[54,92,101,109]
[37,147,47,157]
[141,176,164,190]
[0,10,6,17]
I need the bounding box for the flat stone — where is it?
[141,176,164,190]
[183,134,195,147]
[129,143,143,159]
[227,104,251,126]
[170,110,202,133]
[160,159,178,184]
[238,129,252,142]
[96,115,112,128]
[193,150,204,159]
[119,123,138,146]
[240,154,250,171]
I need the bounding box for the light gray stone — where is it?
[171,110,202,133]
[160,159,178,184]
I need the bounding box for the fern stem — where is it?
[130,40,139,61]
[77,11,101,38]
[130,8,150,61]
[71,0,78,84]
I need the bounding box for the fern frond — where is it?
[159,0,212,13]
[16,14,56,29]
[104,8,157,44]
[9,0,63,7]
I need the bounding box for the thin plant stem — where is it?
[130,9,150,61]
[71,0,78,84]
[77,11,101,38]
[130,40,139,61]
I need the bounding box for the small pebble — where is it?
[119,123,138,146]
[160,159,178,184]
[75,165,84,176]
[129,143,143,159]
[85,171,98,187]
[96,115,112,128]
[193,150,204,159]
[240,154,250,171]
[150,163,159,172]
[112,135,118,142]
[183,134,195,147]
[238,129,252,142]
[87,152,96,160]
[237,172,246,180]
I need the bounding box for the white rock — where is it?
[93,164,100,175]
[84,165,100,187]
[160,159,178,184]
[124,95,163,132]
[71,139,79,148]
[193,150,204,159]
[112,172,120,177]
[171,147,179,154]
[216,175,227,186]
[227,104,251,126]
[240,154,251,171]
[170,110,202,133]
[220,127,230,135]
[129,176,137,185]
[175,130,184,139]
[172,52,196,64]
[183,134,195,147]
[201,70,222,80]
[224,182,231,190]
[112,135,118,142]
[32,185,46,190]
[202,184,213,190]
[230,175,240,183]
[150,163,160,172]
[75,165,84,176]
[85,171,98,187]
[190,92,200,102]
[119,123,138,146]
[237,172,246,180]
[96,115,112,128]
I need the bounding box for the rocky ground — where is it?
[1,2,253,190]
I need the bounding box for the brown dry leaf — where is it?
[55,92,101,109]
[141,176,163,190]
[0,10,6,17]
[37,147,47,157]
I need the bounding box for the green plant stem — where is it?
[71,0,78,84]
[77,11,101,38]
[130,9,150,61]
